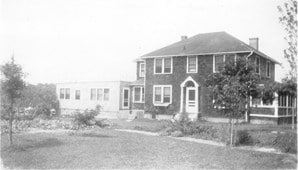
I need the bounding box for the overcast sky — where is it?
[0,0,289,84]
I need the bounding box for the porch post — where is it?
[273,92,278,117]
[180,85,183,113]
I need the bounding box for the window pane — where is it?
[104,89,109,101]
[188,56,197,72]
[65,88,70,99]
[215,55,224,72]
[155,59,162,73]
[75,90,80,100]
[252,97,261,105]
[97,89,103,101]
[139,63,145,77]
[188,89,195,100]
[155,87,162,102]
[124,89,128,99]
[164,58,171,73]
[60,88,65,99]
[90,88,96,100]
[134,88,141,102]
[255,58,260,73]
[163,87,171,103]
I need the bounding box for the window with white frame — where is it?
[255,57,260,74]
[154,57,172,74]
[60,88,65,99]
[104,89,110,101]
[153,85,172,105]
[60,88,70,100]
[97,89,103,101]
[214,54,224,72]
[75,90,80,100]
[266,61,271,77]
[187,56,197,73]
[90,88,96,100]
[139,63,145,77]
[213,54,237,73]
[133,87,144,103]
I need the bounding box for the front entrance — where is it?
[186,87,198,113]
[180,76,200,115]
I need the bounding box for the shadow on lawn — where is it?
[4,138,63,152]
[68,132,115,138]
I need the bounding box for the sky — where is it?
[0,0,290,84]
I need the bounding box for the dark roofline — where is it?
[139,31,280,64]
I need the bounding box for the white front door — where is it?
[185,87,198,113]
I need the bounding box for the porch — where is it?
[250,94,297,124]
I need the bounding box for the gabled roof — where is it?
[140,31,279,64]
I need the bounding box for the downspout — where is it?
[245,51,253,122]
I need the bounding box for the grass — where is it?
[111,118,297,153]
[1,129,296,169]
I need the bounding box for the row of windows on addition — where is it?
[59,88,110,101]
[139,54,272,78]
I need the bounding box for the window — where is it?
[266,61,271,77]
[97,89,103,101]
[153,85,172,105]
[255,57,260,74]
[187,56,197,73]
[139,63,145,77]
[225,54,235,64]
[90,88,96,100]
[154,57,172,74]
[60,88,65,99]
[65,88,70,99]
[214,55,224,72]
[164,58,172,73]
[133,87,144,103]
[104,89,110,101]
[75,90,80,100]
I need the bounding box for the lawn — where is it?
[111,118,297,153]
[1,129,296,169]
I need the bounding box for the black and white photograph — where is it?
[0,0,297,169]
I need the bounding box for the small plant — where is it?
[73,109,97,127]
[235,130,254,146]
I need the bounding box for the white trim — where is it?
[180,76,200,113]
[185,87,198,113]
[153,85,172,106]
[250,114,294,118]
[122,88,130,109]
[186,56,198,73]
[133,86,144,103]
[154,57,173,74]
[139,62,145,77]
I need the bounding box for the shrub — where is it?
[235,130,254,146]
[73,110,98,126]
[273,132,297,153]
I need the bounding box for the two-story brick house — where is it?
[130,31,279,120]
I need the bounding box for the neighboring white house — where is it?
[56,81,135,119]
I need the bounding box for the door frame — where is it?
[180,76,200,113]
[122,88,130,109]
[185,87,198,113]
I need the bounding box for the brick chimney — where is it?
[249,38,259,50]
[181,35,188,41]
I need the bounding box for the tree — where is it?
[17,83,59,117]
[1,57,26,145]
[278,0,297,81]
[205,57,260,146]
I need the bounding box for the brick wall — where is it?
[144,55,215,115]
